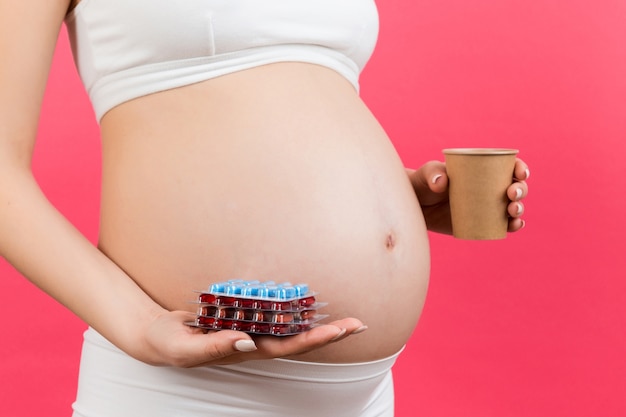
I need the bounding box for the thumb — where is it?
[202,330,258,357]
[419,160,448,193]
[178,330,257,366]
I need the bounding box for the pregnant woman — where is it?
[0,1,529,416]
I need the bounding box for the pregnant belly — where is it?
[97,64,431,362]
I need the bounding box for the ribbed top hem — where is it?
[89,44,361,122]
[216,347,404,384]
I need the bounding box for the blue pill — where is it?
[294,284,309,296]
[257,287,270,298]
[210,283,226,293]
[225,284,243,295]
[267,286,278,298]
[277,287,296,299]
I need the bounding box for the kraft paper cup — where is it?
[443,148,519,240]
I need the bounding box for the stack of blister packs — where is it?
[187,280,327,336]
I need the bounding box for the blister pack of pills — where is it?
[187,280,328,336]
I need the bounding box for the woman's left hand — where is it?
[407,158,530,235]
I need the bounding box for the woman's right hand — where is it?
[137,310,366,367]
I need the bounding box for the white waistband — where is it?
[84,327,403,384]
[217,347,404,383]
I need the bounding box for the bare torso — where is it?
[97,63,430,363]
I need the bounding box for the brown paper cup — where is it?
[443,148,519,240]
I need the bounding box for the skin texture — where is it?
[0,0,529,367]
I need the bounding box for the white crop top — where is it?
[65,0,380,122]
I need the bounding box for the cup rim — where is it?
[443,148,519,155]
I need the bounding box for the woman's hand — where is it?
[136,309,366,367]
[407,158,530,235]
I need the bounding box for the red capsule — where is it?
[271,324,291,335]
[272,312,295,324]
[299,310,316,320]
[271,301,292,311]
[199,293,217,304]
[256,300,273,310]
[298,296,316,307]
[197,316,217,327]
[220,319,235,330]
[236,298,255,308]
[239,321,253,332]
[217,296,237,306]
[296,324,311,332]
[250,323,270,334]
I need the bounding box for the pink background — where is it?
[1,1,625,415]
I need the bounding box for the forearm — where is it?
[0,168,166,358]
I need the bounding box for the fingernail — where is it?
[525,168,530,180]
[516,203,524,216]
[515,188,523,200]
[352,325,369,335]
[431,174,443,184]
[520,220,526,229]
[234,339,257,352]
[330,328,347,341]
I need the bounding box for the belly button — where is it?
[385,232,396,251]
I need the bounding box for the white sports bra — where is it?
[65,0,380,122]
